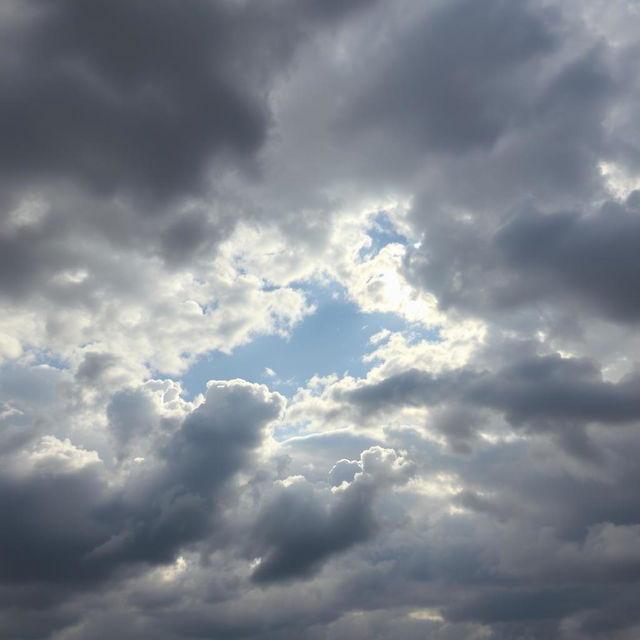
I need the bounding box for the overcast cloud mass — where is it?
[2,0,640,638]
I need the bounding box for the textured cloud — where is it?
[251,446,412,583]
[0,0,374,202]
[405,193,640,324]
[348,353,640,426]
[0,380,281,587]
[3,0,640,638]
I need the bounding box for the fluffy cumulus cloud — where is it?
[3,0,640,638]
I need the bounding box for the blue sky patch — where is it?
[180,282,432,398]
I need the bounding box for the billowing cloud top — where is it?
[2,1,640,639]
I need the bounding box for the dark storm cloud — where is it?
[251,446,411,583]
[419,433,640,637]
[325,0,615,209]
[1,0,268,200]
[345,0,555,154]
[496,195,640,322]
[0,380,282,586]
[446,586,596,626]
[384,0,634,345]
[159,210,224,266]
[578,591,640,637]
[468,354,640,427]
[345,353,640,457]
[454,489,518,523]
[0,464,109,584]
[0,0,378,203]
[90,381,283,568]
[346,368,458,413]
[0,212,84,300]
[250,479,377,583]
[407,192,640,324]
[0,0,379,304]
[344,434,640,638]
[331,0,632,340]
[165,380,282,496]
[459,433,640,544]
[0,583,80,640]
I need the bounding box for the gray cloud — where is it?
[1,1,271,200]
[251,447,412,583]
[344,352,640,460]
[344,0,555,155]
[250,479,377,583]
[0,380,282,588]
[3,0,640,638]
[406,193,640,326]
[0,0,376,309]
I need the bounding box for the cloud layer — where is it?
[2,0,640,638]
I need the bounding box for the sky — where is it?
[1,1,640,638]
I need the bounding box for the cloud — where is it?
[1,0,282,201]
[250,446,412,583]
[165,380,283,496]
[343,351,640,458]
[0,379,282,589]
[406,193,640,325]
[343,0,555,155]
[3,0,640,638]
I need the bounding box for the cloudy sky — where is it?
[2,1,640,638]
